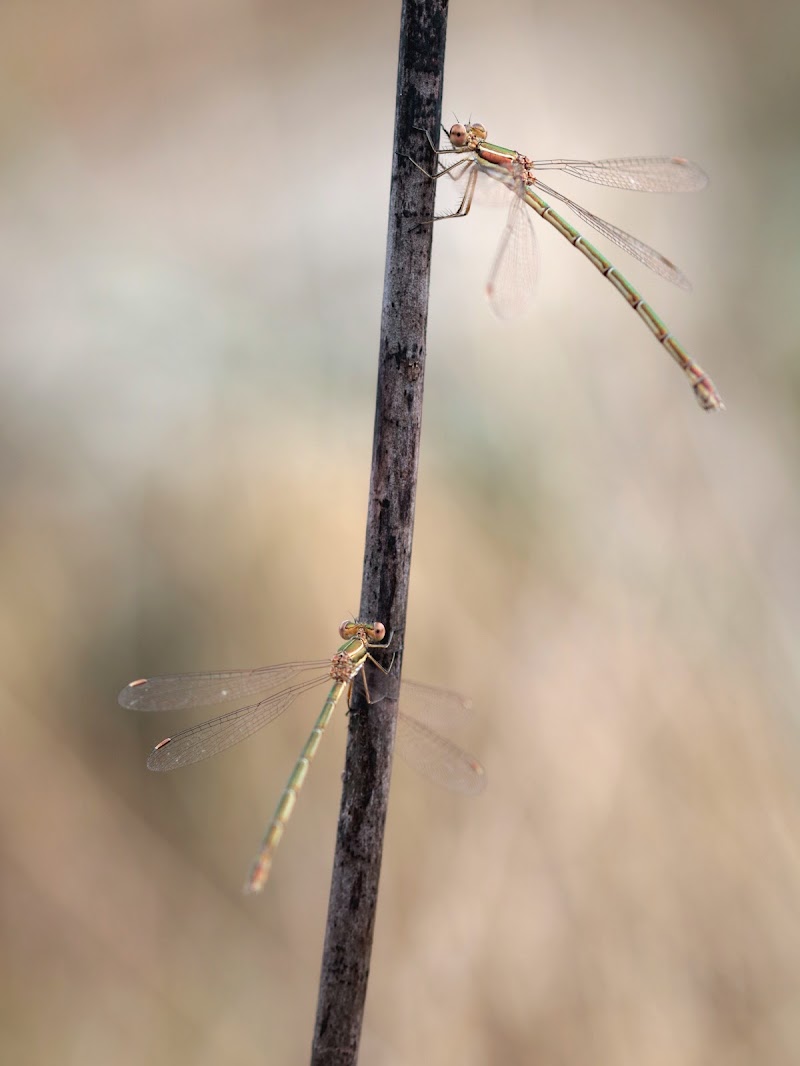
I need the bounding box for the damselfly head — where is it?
[448,123,487,148]
[338,619,386,643]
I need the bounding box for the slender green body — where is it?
[245,630,371,893]
[517,180,720,410]
[246,678,348,891]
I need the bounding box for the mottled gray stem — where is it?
[309,1,448,1063]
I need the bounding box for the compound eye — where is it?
[371,622,386,642]
[470,123,487,140]
[449,123,467,146]
[339,620,353,639]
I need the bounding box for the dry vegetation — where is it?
[2,1,800,1063]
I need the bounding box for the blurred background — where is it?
[2,0,800,1062]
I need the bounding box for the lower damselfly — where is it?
[120,619,485,892]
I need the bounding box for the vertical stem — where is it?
[310,1,448,1063]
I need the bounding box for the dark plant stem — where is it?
[309,1,448,1063]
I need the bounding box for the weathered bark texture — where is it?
[310,2,448,1063]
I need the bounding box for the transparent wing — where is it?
[532,156,708,192]
[360,675,485,795]
[484,175,539,319]
[397,679,472,727]
[471,161,518,209]
[118,659,331,712]
[395,714,486,796]
[350,669,485,794]
[146,674,329,771]
[533,177,692,290]
[434,155,516,217]
[353,667,472,719]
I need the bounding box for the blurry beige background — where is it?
[2,0,800,1063]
